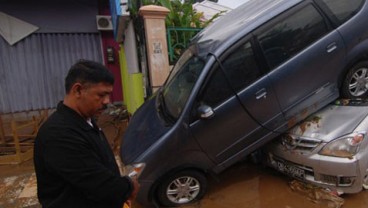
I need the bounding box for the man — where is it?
[34,60,139,208]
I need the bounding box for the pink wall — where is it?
[101,33,123,102]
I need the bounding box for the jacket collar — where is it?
[57,101,98,131]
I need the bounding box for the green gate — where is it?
[167,27,202,64]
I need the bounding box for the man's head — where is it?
[64,60,114,119]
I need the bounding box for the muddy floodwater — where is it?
[1,158,368,208]
[134,160,368,208]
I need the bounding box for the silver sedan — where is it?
[264,99,368,194]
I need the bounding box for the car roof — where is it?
[191,0,303,57]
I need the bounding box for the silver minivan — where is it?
[121,0,368,207]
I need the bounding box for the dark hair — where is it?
[65,59,114,93]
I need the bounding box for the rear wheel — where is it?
[156,170,207,207]
[341,61,368,99]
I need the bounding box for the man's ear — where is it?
[70,83,83,97]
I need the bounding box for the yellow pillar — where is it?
[119,45,144,114]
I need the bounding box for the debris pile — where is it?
[289,180,344,208]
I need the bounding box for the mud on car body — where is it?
[264,99,368,194]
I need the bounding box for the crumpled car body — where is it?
[264,99,368,194]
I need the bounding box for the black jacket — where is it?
[34,102,133,208]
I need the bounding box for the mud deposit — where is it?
[1,155,368,208]
[134,161,368,208]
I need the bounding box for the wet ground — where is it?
[182,161,368,208]
[128,159,368,208]
[0,160,39,208]
[1,110,368,208]
[2,159,368,208]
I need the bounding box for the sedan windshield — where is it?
[160,47,205,121]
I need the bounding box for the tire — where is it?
[156,170,207,207]
[341,61,368,99]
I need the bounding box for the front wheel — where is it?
[341,61,368,99]
[156,170,208,207]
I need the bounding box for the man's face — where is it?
[78,82,113,118]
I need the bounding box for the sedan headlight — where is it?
[123,163,145,178]
[319,133,365,158]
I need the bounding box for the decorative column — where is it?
[139,5,170,92]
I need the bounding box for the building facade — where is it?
[0,0,122,114]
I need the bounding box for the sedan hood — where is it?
[288,102,368,142]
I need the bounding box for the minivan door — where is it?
[189,41,285,169]
[256,3,345,124]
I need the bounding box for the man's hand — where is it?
[123,201,131,208]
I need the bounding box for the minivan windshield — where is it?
[160,47,205,121]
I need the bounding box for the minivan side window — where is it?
[200,42,261,107]
[320,0,364,24]
[258,4,329,69]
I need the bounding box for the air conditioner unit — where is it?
[96,15,113,31]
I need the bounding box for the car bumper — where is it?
[264,144,367,194]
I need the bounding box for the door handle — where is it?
[256,88,267,99]
[326,42,337,53]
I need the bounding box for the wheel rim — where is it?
[166,176,201,204]
[348,67,368,96]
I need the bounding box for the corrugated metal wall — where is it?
[0,33,103,113]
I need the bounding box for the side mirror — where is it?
[197,105,214,119]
